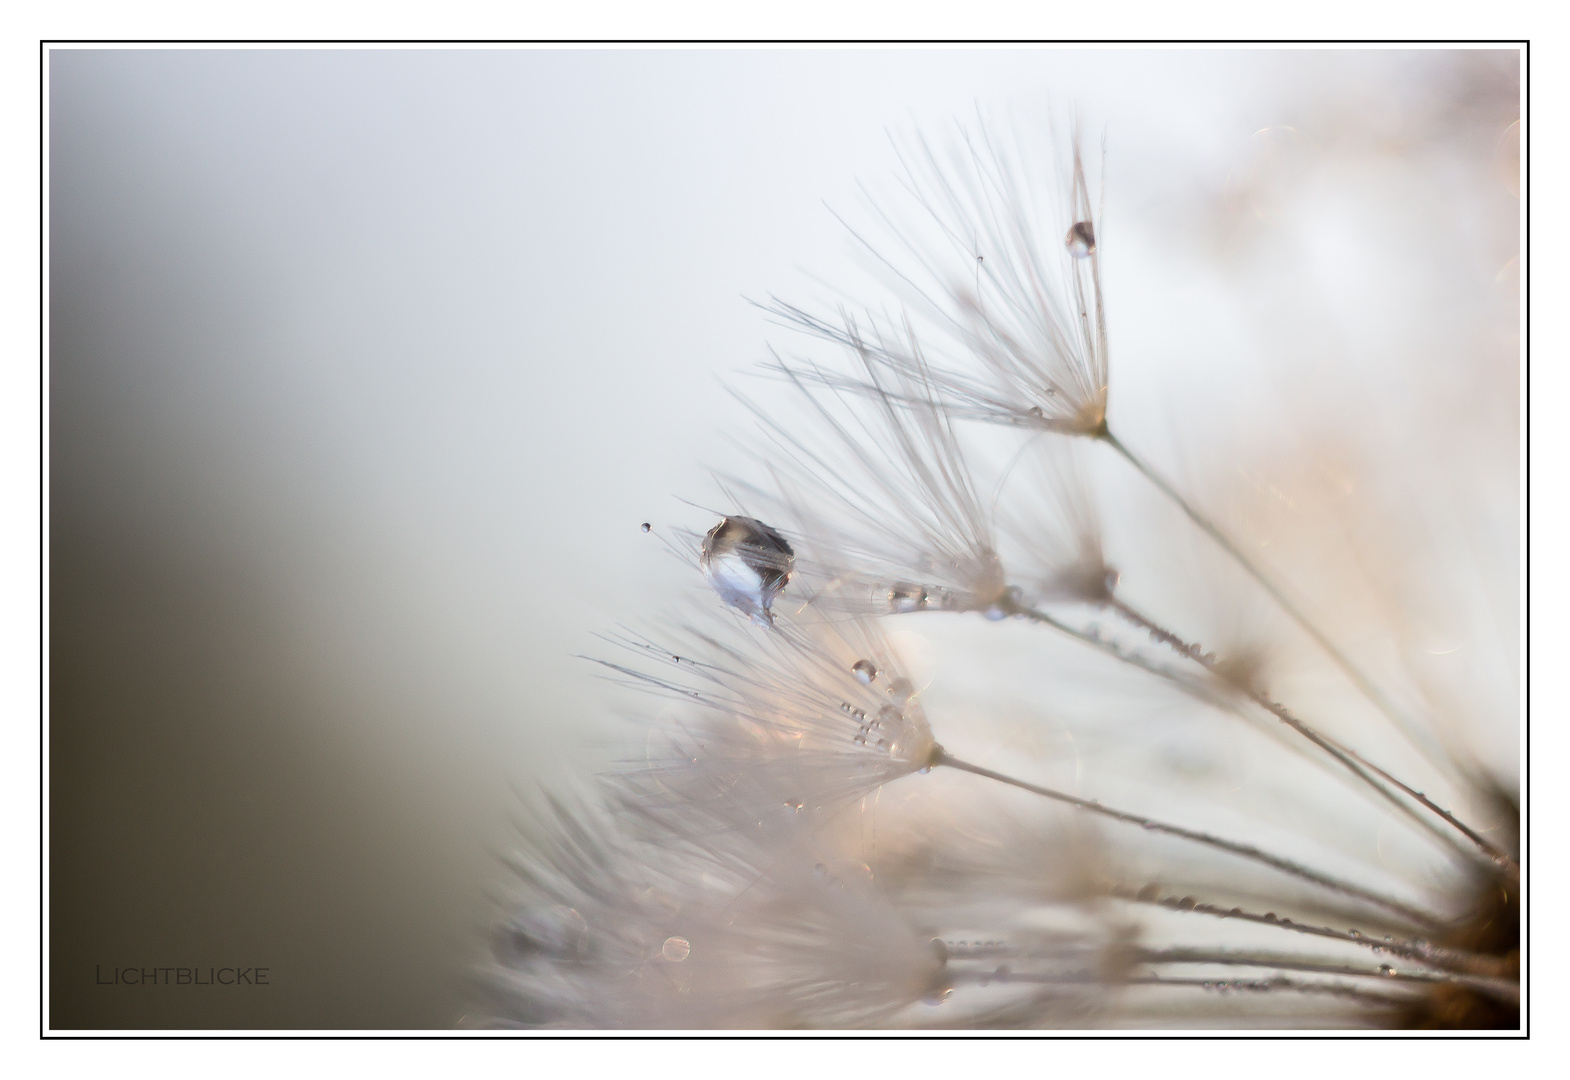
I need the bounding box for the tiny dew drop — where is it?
[851,659,879,685]
[661,936,691,962]
[784,800,803,814]
[640,522,651,533]
[1065,220,1096,258]
[1378,964,1394,977]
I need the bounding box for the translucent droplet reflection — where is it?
[851,659,878,685]
[700,516,795,626]
[888,582,927,613]
[640,522,651,533]
[661,936,691,962]
[1065,220,1096,258]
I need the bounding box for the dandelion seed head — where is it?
[763,118,1111,437]
[732,324,1012,620]
[492,64,1518,1030]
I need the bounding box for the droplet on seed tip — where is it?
[1065,220,1096,258]
[851,659,878,685]
[640,522,651,533]
[700,516,794,626]
[661,936,691,962]
[888,582,928,614]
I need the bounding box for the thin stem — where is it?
[1100,428,1448,769]
[1134,947,1518,1006]
[1001,593,1485,869]
[1107,596,1514,871]
[945,969,1415,1008]
[933,749,1443,929]
[1113,886,1513,979]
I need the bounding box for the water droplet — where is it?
[921,988,953,1006]
[1348,930,1362,938]
[700,516,794,626]
[851,659,879,685]
[1177,896,1197,910]
[888,677,915,703]
[1136,884,1159,901]
[1263,912,1278,923]
[661,936,691,962]
[1378,964,1393,977]
[876,704,901,728]
[640,522,651,533]
[917,765,931,774]
[983,602,1008,621]
[784,800,803,814]
[1065,220,1096,258]
[1229,908,1243,918]
[888,582,928,613]
[930,938,949,963]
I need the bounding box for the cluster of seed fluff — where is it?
[492,86,1518,1029]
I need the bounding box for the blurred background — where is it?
[48,48,1519,1029]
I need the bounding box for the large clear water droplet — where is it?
[661,936,691,962]
[851,659,878,685]
[700,516,794,626]
[1065,220,1096,258]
